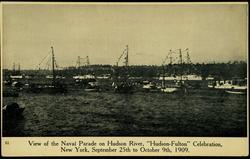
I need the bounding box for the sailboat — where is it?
[26,47,67,94]
[112,45,133,93]
[209,77,247,95]
[160,48,189,93]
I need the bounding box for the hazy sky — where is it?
[2,3,248,69]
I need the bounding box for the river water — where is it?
[2,90,247,137]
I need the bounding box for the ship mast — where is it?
[162,64,165,88]
[86,56,90,66]
[114,45,130,82]
[77,56,81,75]
[125,45,128,67]
[162,50,172,88]
[77,56,81,68]
[51,46,56,85]
[13,62,16,75]
[18,63,21,74]
[179,49,183,82]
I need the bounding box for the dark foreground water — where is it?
[2,90,247,137]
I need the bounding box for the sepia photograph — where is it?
[1,2,248,140]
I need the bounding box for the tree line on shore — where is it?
[4,61,247,80]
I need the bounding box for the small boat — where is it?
[3,102,25,118]
[209,78,247,95]
[11,81,23,90]
[161,82,188,93]
[161,87,179,93]
[142,81,160,92]
[84,80,100,92]
[73,74,96,86]
[225,90,246,95]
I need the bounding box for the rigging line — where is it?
[171,48,189,52]
[35,52,51,70]
[116,49,127,66]
[171,49,189,55]
[162,52,171,65]
[44,63,48,71]
[164,56,178,65]
[44,59,50,70]
[170,51,179,54]
[45,56,51,66]
[37,59,46,70]
[36,51,51,68]
[44,57,51,70]
[170,49,180,53]
[48,61,52,71]
[80,57,88,60]
[182,48,189,51]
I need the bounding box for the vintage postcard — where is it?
[1,2,248,156]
